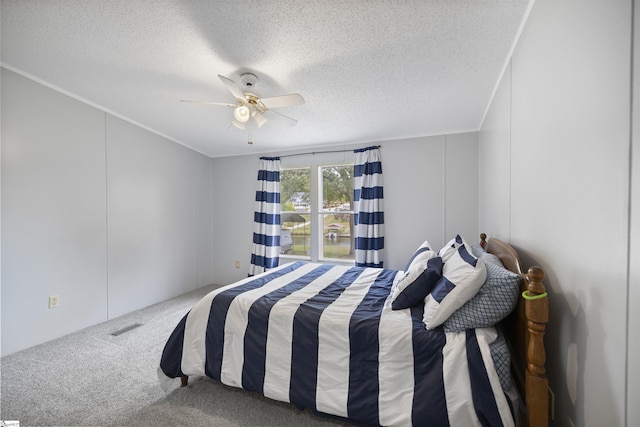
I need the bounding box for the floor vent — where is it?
[110,323,143,336]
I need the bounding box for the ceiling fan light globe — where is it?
[231,119,246,130]
[234,105,251,123]
[254,113,268,128]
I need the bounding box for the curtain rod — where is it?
[262,145,381,160]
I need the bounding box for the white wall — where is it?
[383,133,479,268]
[211,133,479,285]
[478,65,512,242]
[2,68,108,356]
[444,133,479,242]
[106,116,214,318]
[1,68,215,356]
[479,1,634,425]
[210,154,259,285]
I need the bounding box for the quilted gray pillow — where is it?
[443,261,521,332]
[470,243,502,267]
[489,328,512,390]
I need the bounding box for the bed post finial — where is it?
[480,233,487,249]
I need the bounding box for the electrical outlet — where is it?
[235,260,240,269]
[48,295,60,309]
[548,386,555,420]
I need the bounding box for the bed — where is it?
[158,235,548,427]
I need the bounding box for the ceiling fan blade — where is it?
[266,109,298,126]
[260,93,305,109]
[180,100,236,107]
[218,74,246,103]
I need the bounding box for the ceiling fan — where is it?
[182,73,305,132]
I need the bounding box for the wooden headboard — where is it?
[481,234,549,427]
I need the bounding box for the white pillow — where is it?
[438,234,469,263]
[403,240,433,272]
[423,243,486,329]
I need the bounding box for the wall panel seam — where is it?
[625,1,637,425]
[105,112,110,320]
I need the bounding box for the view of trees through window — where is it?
[280,164,354,261]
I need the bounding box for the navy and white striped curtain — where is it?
[249,157,281,276]
[353,146,384,268]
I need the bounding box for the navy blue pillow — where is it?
[392,256,443,310]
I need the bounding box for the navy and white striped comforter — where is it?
[158,262,514,427]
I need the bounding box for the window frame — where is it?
[280,161,355,265]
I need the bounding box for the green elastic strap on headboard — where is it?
[521,290,548,301]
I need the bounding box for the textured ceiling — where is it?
[1,0,531,158]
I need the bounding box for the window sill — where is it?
[280,254,355,267]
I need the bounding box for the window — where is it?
[280,163,355,262]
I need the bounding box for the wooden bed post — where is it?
[483,236,549,427]
[180,375,189,387]
[524,266,549,427]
